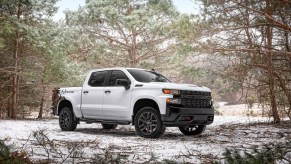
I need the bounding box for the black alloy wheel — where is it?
[134,107,166,138]
[59,107,78,131]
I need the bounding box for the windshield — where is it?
[127,69,171,83]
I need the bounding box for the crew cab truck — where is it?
[52,68,214,138]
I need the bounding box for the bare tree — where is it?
[199,0,291,122]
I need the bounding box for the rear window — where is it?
[88,71,108,87]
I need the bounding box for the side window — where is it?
[88,71,108,87]
[109,70,130,86]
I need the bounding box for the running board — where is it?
[81,119,131,125]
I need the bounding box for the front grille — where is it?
[181,99,211,108]
[180,90,212,108]
[181,91,211,96]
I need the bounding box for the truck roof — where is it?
[90,67,146,72]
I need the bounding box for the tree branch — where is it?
[236,2,291,32]
[215,48,291,56]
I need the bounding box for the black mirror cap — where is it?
[116,79,130,90]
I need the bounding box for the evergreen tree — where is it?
[196,0,291,122]
[0,0,78,118]
[65,0,180,68]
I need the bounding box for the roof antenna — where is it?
[151,68,155,72]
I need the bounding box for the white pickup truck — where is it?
[52,68,214,138]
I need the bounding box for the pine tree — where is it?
[197,0,291,121]
[65,0,180,68]
[0,0,59,118]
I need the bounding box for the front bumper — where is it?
[161,105,214,127]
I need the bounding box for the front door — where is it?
[102,70,132,120]
[81,70,109,119]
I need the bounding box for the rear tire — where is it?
[178,125,206,135]
[101,124,118,129]
[134,107,166,138]
[59,107,78,131]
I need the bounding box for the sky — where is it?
[53,0,200,21]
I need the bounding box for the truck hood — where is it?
[151,82,211,92]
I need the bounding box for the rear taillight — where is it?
[52,88,60,94]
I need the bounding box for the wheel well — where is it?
[57,100,73,115]
[132,99,160,123]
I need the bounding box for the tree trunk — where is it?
[38,78,45,119]
[11,1,22,119]
[11,35,20,119]
[266,0,280,123]
[7,97,11,118]
[130,30,137,67]
[130,49,136,67]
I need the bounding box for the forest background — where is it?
[0,0,290,124]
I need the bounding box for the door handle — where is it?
[105,90,111,94]
[83,91,89,94]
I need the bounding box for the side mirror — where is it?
[116,79,130,90]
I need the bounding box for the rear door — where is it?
[81,70,109,119]
[102,70,133,120]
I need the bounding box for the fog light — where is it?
[166,98,181,104]
[208,116,214,121]
[180,116,193,121]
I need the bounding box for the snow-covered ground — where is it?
[216,103,267,117]
[0,115,289,163]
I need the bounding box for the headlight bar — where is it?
[162,89,181,95]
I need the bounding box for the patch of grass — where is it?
[92,148,128,164]
[214,140,291,164]
[0,141,32,164]
[162,159,180,164]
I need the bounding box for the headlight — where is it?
[166,98,181,104]
[162,89,181,95]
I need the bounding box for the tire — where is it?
[59,107,78,131]
[178,125,206,135]
[101,124,118,129]
[134,107,166,138]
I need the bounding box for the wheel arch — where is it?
[57,99,73,116]
[132,98,160,124]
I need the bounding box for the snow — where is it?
[1,115,289,163]
[216,103,266,117]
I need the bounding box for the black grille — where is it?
[181,91,211,96]
[180,91,212,108]
[181,99,211,108]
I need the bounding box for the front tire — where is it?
[178,125,206,135]
[101,124,118,129]
[59,107,78,131]
[134,107,166,138]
